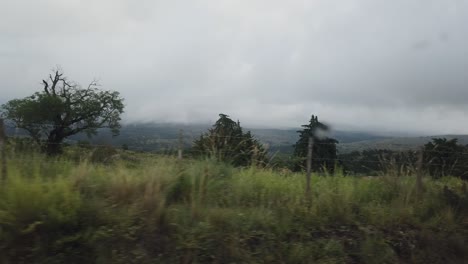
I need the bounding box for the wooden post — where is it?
[178,129,183,160]
[0,118,7,182]
[416,148,424,197]
[305,136,313,200]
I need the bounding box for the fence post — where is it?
[416,148,424,197]
[305,136,313,201]
[0,118,7,183]
[178,129,183,160]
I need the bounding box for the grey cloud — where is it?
[1,0,468,135]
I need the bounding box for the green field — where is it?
[0,151,467,263]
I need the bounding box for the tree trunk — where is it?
[45,129,65,155]
[45,141,63,155]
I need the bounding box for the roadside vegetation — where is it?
[0,147,467,263]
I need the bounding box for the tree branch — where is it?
[42,80,50,95]
[49,70,63,96]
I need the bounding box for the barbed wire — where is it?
[50,144,466,168]
[4,153,468,169]
[0,157,385,178]
[6,137,468,157]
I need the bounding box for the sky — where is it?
[1,0,468,135]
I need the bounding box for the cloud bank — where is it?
[1,0,468,134]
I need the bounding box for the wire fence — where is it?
[2,148,467,172]
[4,135,468,157]
[3,122,468,169]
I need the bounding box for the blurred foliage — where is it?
[0,148,467,263]
[338,138,468,180]
[423,138,468,179]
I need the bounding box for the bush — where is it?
[90,145,119,164]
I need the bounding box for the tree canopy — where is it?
[193,114,266,167]
[423,138,468,179]
[293,115,338,172]
[1,70,124,155]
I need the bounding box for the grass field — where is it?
[0,151,467,263]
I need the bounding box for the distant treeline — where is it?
[338,138,468,179]
[9,127,468,179]
[266,137,468,180]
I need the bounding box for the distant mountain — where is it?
[73,125,468,154]
[71,123,388,153]
[247,128,388,154]
[70,123,210,151]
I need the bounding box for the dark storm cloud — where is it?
[1,0,467,134]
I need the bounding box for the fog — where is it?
[1,0,468,134]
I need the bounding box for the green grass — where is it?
[0,152,467,263]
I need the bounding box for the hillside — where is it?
[74,124,390,153]
[6,123,385,151]
[80,124,468,154]
[6,122,468,153]
[77,123,385,152]
[339,135,468,153]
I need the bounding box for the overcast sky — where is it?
[1,0,468,135]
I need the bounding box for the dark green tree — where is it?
[293,115,338,172]
[1,70,124,155]
[339,149,417,176]
[423,138,468,179]
[193,114,266,167]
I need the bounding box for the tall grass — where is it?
[0,153,466,263]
